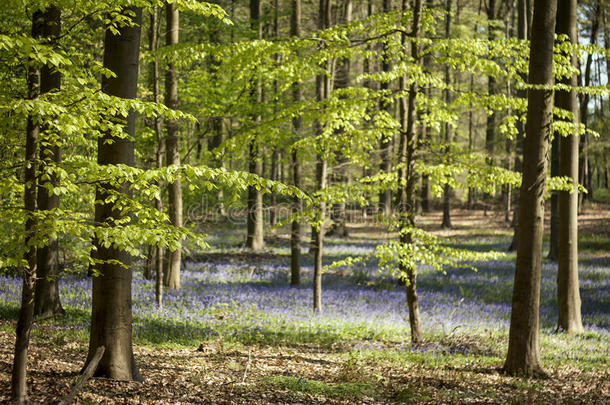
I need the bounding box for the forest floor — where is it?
[0,206,609,404]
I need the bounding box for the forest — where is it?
[0,0,608,403]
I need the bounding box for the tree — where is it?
[84,6,143,381]
[556,0,583,334]
[164,1,182,289]
[11,9,43,404]
[290,0,303,286]
[378,0,394,217]
[441,0,454,229]
[34,5,64,319]
[246,0,265,251]
[503,0,557,377]
[311,0,332,313]
[148,7,164,306]
[398,0,423,345]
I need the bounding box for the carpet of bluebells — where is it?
[1,235,608,350]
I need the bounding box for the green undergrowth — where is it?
[266,375,377,400]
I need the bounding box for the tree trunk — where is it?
[327,0,351,238]
[85,7,143,382]
[312,156,327,313]
[164,2,182,289]
[398,0,423,345]
[441,0,453,229]
[577,0,600,209]
[11,11,42,403]
[148,8,164,307]
[509,0,529,252]
[247,0,265,251]
[548,132,559,260]
[378,0,393,216]
[290,0,302,286]
[555,0,583,334]
[503,0,556,377]
[34,6,64,319]
[312,0,332,313]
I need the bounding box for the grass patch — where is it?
[266,375,377,399]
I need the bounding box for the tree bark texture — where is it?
[555,0,583,334]
[164,2,182,289]
[247,0,265,251]
[290,0,302,286]
[378,0,393,216]
[441,0,453,229]
[85,7,143,382]
[503,0,556,377]
[11,11,42,403]
[397,0,423,345]
[34,5,64,319]
[312,0,332,313]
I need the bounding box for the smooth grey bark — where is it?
[290,0,302,286]
[164,2,182,289]
[11,11,42,404]
[397,0,423,345]
[34,5,64,319]
[247,0,264,251]
[503,0,556,377]
[555,0,583,334]
[85,7,143,382]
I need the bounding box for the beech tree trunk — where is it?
[290,0,302,286]
[398,0,423,345]
[328,0,351,238]
[148,8,164,307]
[503,0,556,377]
[577,0,600,210]
[85,7,143,382]
[548,133,559,260]
[247,0,265,251]
[441,0,453,229]
[34,6,64,319]
[164,2,182,289]
[509,0,529,252]
[312,0,332,313]
[555,0,583,334]
[378,0,393,216]
[11,11,42,404]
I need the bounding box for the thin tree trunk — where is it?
[312,0,332,313]
[164,2,182,288]
[247,0,264,251]
[556,0,583,334]
[441,0,453,229]
[328,0,351,238]
[509,0,529,252]
[290,0,302,286]
[149,8,164,307]
[548,128,559,260]
[34,5,64,319]
[503,0,556,377]
[378,0,393,216]
[11,11,42,403]
[85,6,143,382]
[577,0,600,209]
[398,0,423,345]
